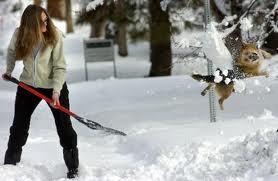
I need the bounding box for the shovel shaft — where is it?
[3,75,127,136]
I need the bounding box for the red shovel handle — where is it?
[4,75,78,118]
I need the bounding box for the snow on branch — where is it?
[160,0,171,11]
[257,0,278,46]
[86,0,105,11]
[202,22,233,70]
[268,1,278,32]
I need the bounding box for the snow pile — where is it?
[0,164,50,181]
[202,23,233,70]
[2,129,278,181]
[92,130,278,181]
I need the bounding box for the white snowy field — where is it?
[1,72,278,181]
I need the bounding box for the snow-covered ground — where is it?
[1,33,278,180]
[1,68,278,180]
[1,1,278,180]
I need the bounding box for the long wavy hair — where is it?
[15,5,58,60]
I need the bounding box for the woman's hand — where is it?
[52,91,60,108]
[2,73,11,81]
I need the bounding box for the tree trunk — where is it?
[47,0,66,20]
[86,1,110,38]
[115,0,128,56]
[148,0,172,77]
[34,0,41,5]
[117,24,128,56]
[89,22,96,38]
[65,0,73,33]
[95,20,107,38]
[89,20,107,38]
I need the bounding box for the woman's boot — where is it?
[4,148,22,165]
[63,147,79,178]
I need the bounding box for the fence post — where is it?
[204,0,217,122]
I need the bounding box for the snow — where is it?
[0,1,21,54]
[160,0,171,11]
[240,17,253,32]
[268,0,278,33]
[233,79,246,93]
[214,69,223,83]
[213,0,231,16]
[1,72,278,180]
[86,0,105,11]
[202,23,233,70]
[1,1,278,180]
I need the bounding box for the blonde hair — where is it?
[15,4,58,60]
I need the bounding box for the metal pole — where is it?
[85,62,88,81]
[111,40,117,78]
[113,60,117,78]
[83,40,88,81]
[204,0,217,122]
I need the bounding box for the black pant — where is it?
[6,82,77,153]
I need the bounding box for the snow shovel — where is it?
[4,75,127,136]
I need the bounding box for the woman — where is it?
[2,5,79,179]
